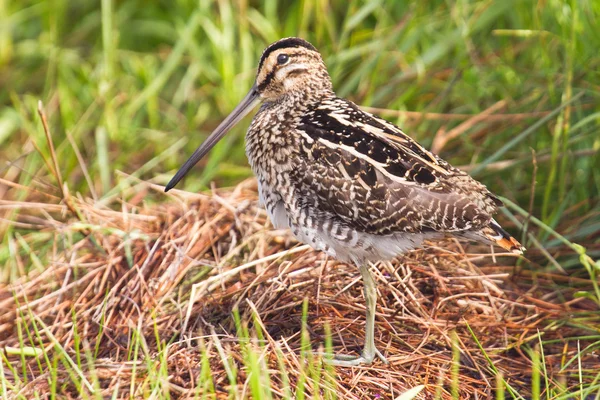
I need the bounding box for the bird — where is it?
[164,37,525,366]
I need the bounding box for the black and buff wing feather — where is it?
[290,97,503,236]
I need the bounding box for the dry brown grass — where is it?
[1,177,598,399]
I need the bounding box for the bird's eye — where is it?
[277,54,289,65]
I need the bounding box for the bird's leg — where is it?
[324,263,388,367]
[359,263,388,364]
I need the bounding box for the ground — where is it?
[1,179,597,399]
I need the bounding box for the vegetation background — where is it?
[0,0,599,398]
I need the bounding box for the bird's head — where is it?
[255,37,332,101]
[165,37,328,192]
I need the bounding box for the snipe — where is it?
[165,37,524,366]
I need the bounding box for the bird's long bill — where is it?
[164,85,260,192]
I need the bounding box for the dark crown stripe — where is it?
[258,37,317,72]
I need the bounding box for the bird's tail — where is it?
[462,219,525,254]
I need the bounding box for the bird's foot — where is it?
[318,347,388,367]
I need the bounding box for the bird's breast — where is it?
[245,108,302,184]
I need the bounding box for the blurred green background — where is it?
[1,0,599,271]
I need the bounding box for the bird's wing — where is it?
[289,98,502,235]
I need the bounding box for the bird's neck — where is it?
[270,70,335,107]
[267,87,335,111]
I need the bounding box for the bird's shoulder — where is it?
[288,97,502,234]
[296,97,484,189]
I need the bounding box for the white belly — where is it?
[291,223,436,265]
